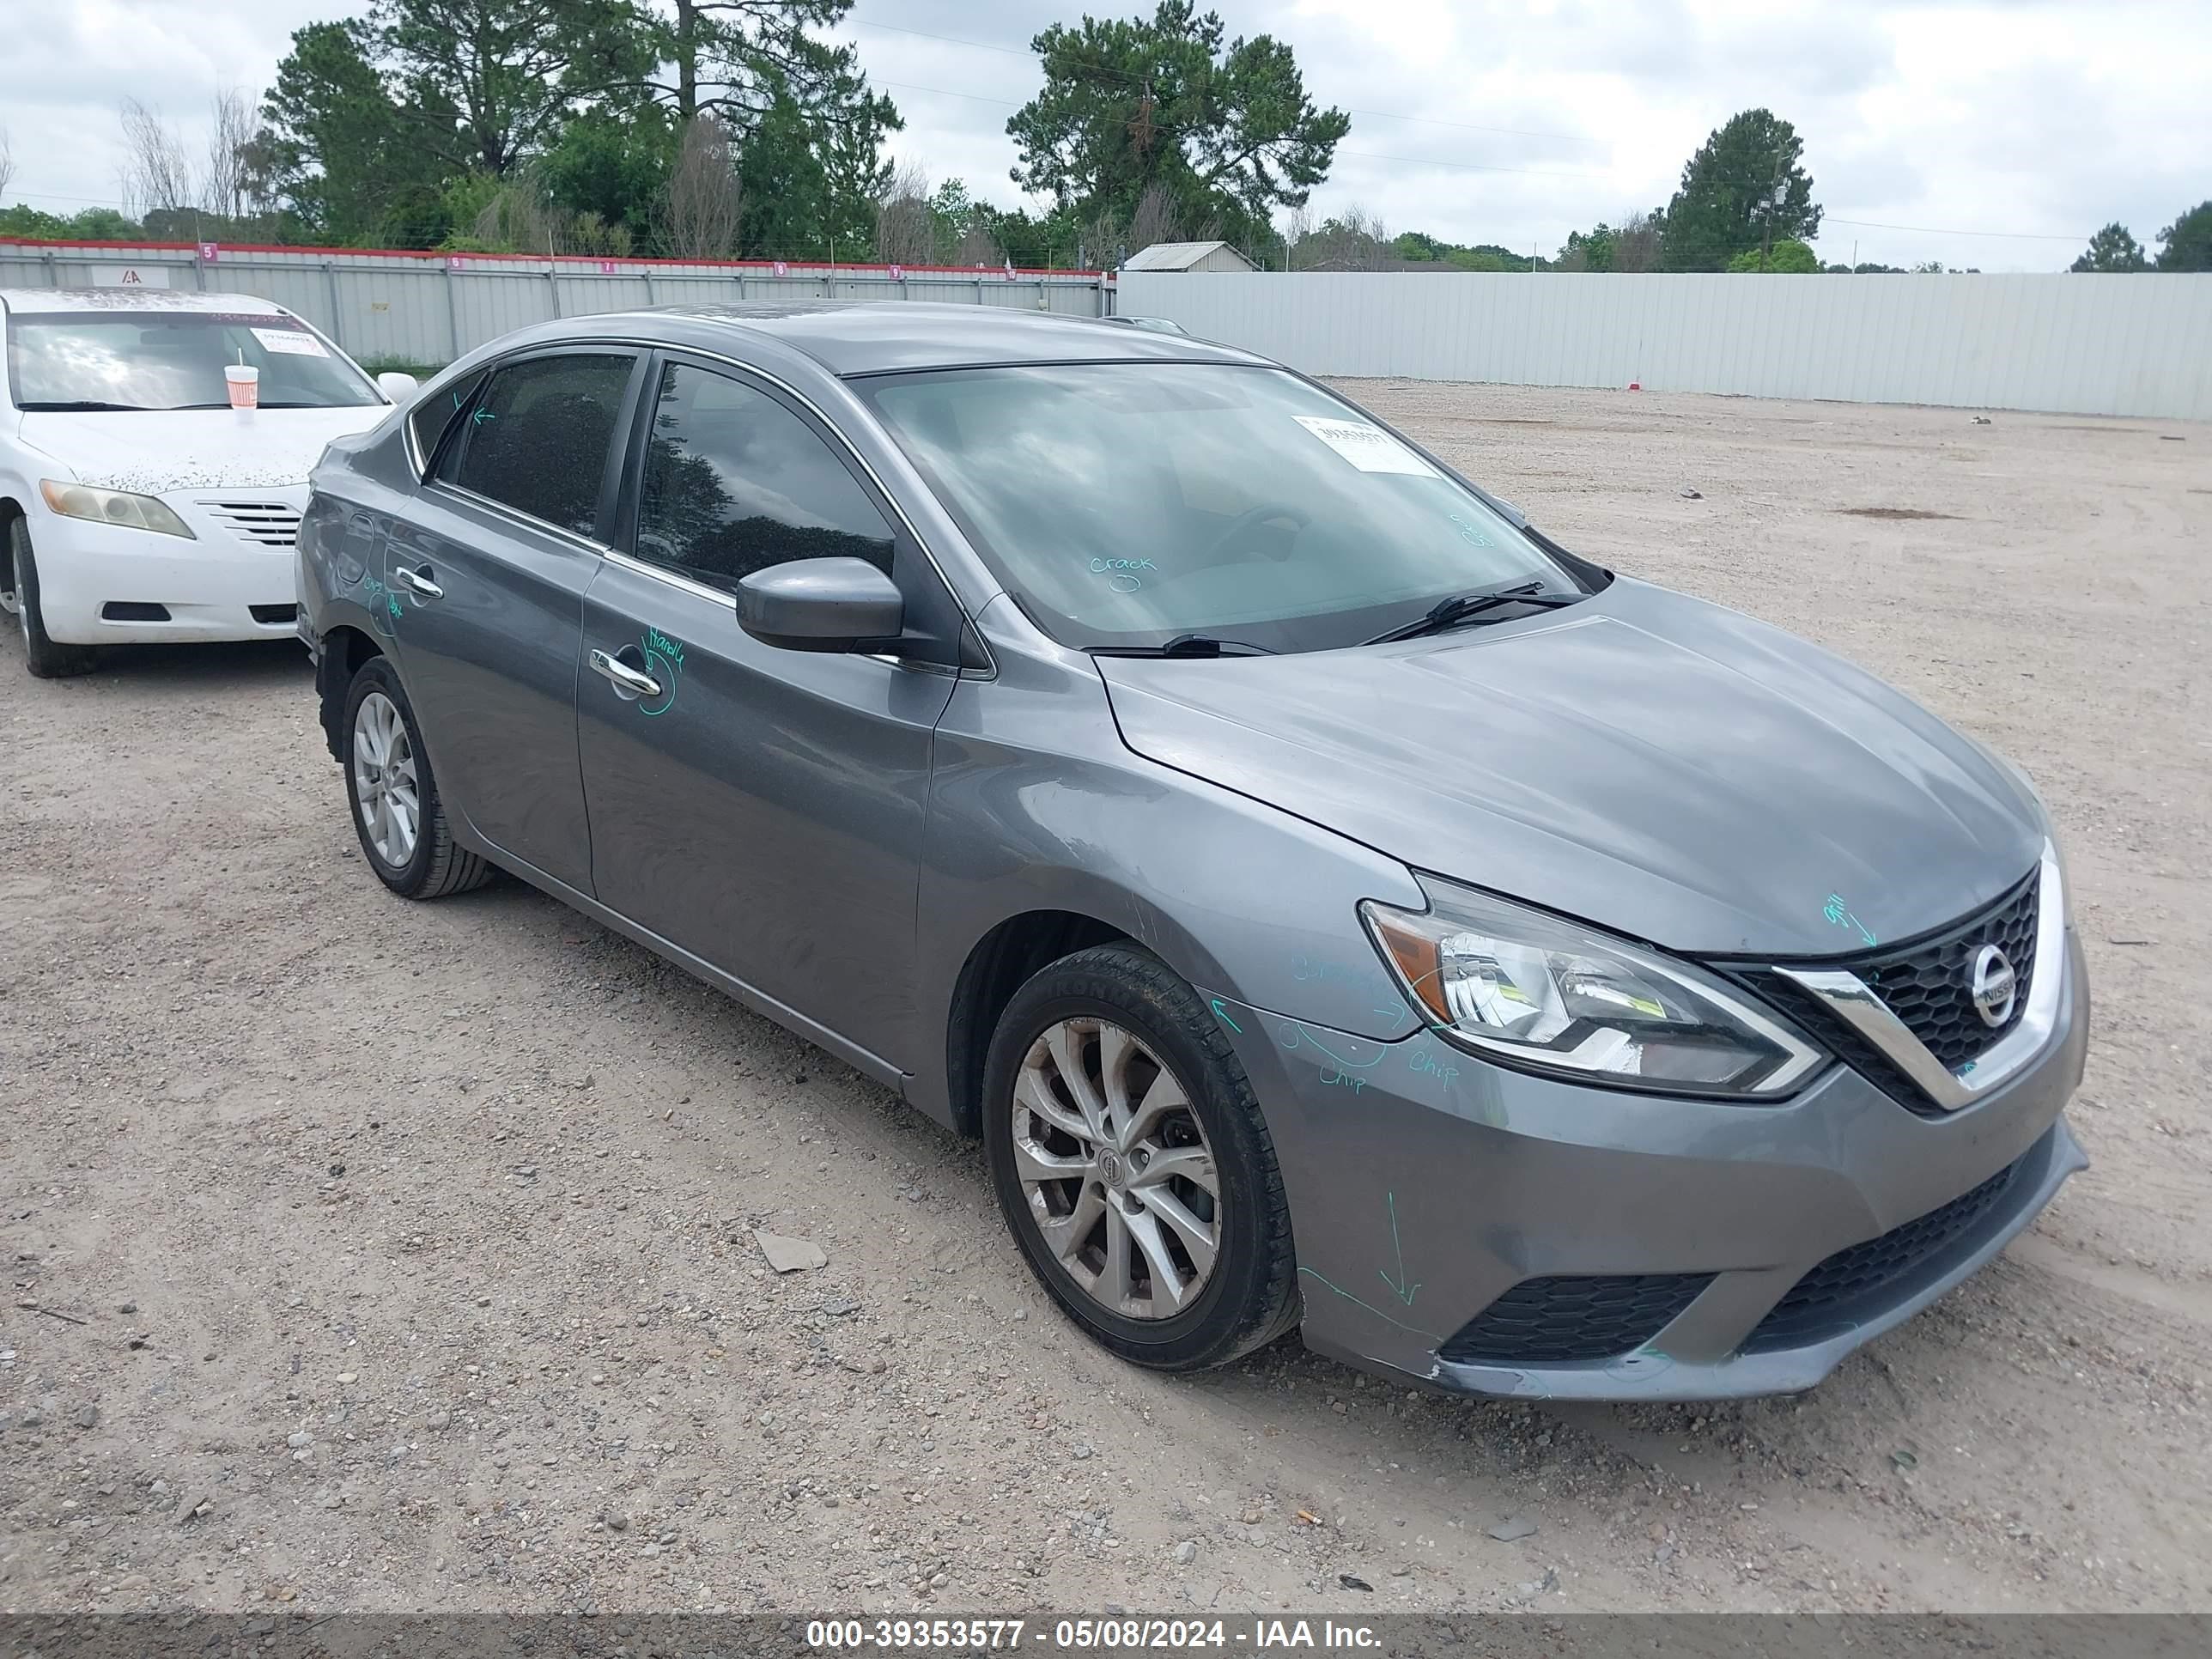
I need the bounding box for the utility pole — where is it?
[1759,139,1786,271]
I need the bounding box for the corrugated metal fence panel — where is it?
[0,243,1109,366]
[1117,270,2212,420]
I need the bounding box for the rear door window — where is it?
[434,353,636,538]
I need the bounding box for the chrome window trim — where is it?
[401,331,993,678]
[1776,841,2065,1112]
[429,480,613,558]
[644,343,996,680]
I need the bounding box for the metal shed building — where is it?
[1121,240,1261,273]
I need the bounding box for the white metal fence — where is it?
[1118,270,2212,420]
[0,241,1113,368]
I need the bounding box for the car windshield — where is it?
[5,311,380,410]
[858,362,1571,653]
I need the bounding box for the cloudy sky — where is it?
[3,0,2206,270]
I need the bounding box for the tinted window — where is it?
[634,362,895,591]
[409,368,486,471]
[437,353,634,536]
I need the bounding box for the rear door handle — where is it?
[392,563,443,600]
[589,647,662,699]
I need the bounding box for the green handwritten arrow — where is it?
[1208,998,1243,1034]
[1378,1191,1420,1306]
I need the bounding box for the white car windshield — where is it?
[860,362,1573,654]
[6,311,380,411]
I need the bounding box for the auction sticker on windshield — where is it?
[1292,414,1439,477]
[250,326,331,356]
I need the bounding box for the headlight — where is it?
[1362,878,1825,1098]
[40,479,195,539]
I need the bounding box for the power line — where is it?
[847,15,1601,149]
[1821,216,2088,243]
[854,19,2100,247]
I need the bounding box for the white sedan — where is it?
[0,288,415,677]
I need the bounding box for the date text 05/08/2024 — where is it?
[806,1618,1383,1650]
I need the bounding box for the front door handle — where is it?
[392,563,443,600]
[589,647,663,700]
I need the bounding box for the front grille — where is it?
[1741,1157,2023,1352]
[1440,1273,1714,1365]
[1863,873,2039,1068]
[200,501,302,547]
[1732,867,2040,1113]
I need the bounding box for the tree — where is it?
[732,80,888,259]
[2070,222,2146,272]
[1555,210,1663,272]
[873,161,933,264]
[118,99,196,218]
[371,0,632,178]
[540,105,675,248]
[655,114,741,258]
[575,0,901,228]
[1727,237,1818,273]
[1007,1,1347,252]
[264,20,462,243]
[2155,200,2212,271]
[1289,206,1390,270]
[1661,108,1820,272]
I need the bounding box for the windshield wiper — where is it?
[1091,634,1279,659]
[15,400,161,412]
[1360,581,1580,646]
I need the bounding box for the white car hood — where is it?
[15,405,392,495]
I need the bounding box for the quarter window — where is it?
[634,362,896,592]
[409,368,486,472]
[435,353,635,537]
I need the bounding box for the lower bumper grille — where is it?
[250,604,299,625]
[1440,1273,1714,1365]
[1741,1156,2024,1353]
[102,601,172,622]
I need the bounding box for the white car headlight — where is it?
[1363,878,1826,1099]
[40,479,195,539]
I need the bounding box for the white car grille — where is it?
[200,501,303,548]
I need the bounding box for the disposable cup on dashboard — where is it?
[224,363,259,410]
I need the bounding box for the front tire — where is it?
[7,518,97,679]
[982,943,1299,1371]
[342,654,493,899]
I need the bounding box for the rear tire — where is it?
[341,654,494,899]
[982,942,1300,1372]
[7,518,98,679]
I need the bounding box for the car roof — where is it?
[0,288,291,317]
[574,300,1266,378]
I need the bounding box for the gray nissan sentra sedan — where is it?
[297,302,2088,1401]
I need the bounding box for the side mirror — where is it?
[738,556,904,653]
[377,371,420,401]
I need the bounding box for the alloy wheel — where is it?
[1011,1017,1221,1319]
[351,690,421,868]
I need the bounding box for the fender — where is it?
[911,653,1430,1127]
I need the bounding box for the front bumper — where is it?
[1209,927,2090,1401]
[30,487,305,645]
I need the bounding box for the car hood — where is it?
[1097,579,2044,958]
[14,405,392,495]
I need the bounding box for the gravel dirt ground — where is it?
[2,385,2207,1619]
